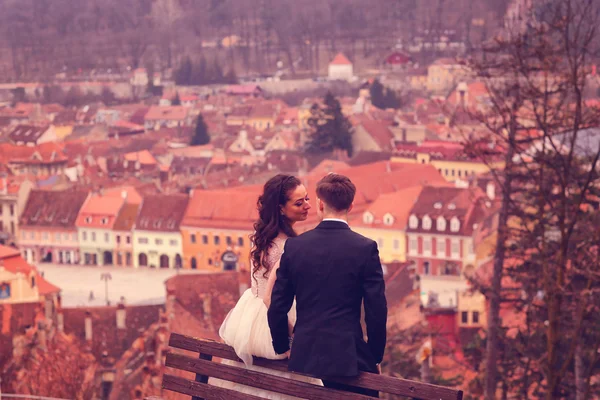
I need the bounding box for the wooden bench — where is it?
[162,333,464,400]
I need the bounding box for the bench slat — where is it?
[166,352,375,400]
[163,373,265,400]
[168,333,463,400]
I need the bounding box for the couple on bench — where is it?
[214,173,388,399]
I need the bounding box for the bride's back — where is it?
[251,236,286,299]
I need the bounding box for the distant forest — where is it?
[0,0,511,81]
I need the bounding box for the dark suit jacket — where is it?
[267,220,387,377]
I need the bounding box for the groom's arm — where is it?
[267,243,295,355]
[362,241,387,364]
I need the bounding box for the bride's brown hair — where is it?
[250,174,301,282]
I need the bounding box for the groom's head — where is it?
[315,173,356,220]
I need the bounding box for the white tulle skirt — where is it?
[212,288,322,399]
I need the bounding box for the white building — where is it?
[328,53,354,81]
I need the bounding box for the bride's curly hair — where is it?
[250,174,301,281]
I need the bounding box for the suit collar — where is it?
[316,220,350,230]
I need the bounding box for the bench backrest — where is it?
[162,333,464,400]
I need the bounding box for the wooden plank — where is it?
[165,352,374,400]
[192,353,213,400]
[168,333,463,400]
[162,373,264,400]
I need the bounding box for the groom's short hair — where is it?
[316,173,356,212]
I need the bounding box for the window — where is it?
[155,238,163,245]
[9,205,14,216]
[85,216,92,224]
[409,237,418,253]
[422,215,432,230]
[91,232,96,242]
[202,235,208,244]
[393,239,400,250]
[42,232,48,240]
[436,216,446,231]
[101,217,108,225]
[214,236,220,245]
[63,233,68,241]
[191,234,196,244]
[116,235,121,244]
[29,231,34,240]
[437,239,446,257]
[472,311,480,324]
[226,236,232,246]
[409,215,418,229]
[451,240,460,256]
[423,261,430,275]
[238,237,244,247]
[170,239,177,246]
[31,276,35,288]
[55,233,60,242]
[383,213,394,226]
[126,252,132,266]
[450,217,460,232]
[82,231,87,241]
[461,311,468,324]
[117,253,123,266]
[423,237,431,253]
[126,236,131,244]
[363,212,374,224]
[104,233,109,243]
[138,237,148,244]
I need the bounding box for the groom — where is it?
[268,173,387,397]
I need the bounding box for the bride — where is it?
[215,174,321,398]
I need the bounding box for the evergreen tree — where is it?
[174,57,193,85]
[191,114,210,145]
[172,92,181,106]
[225,69,238,84]
[306,92,353,157]
[370,79,400,109]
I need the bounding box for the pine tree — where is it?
[191,114,210,145]
[306,92,353,157]
[370,79,400,109]
[175,57,193,85]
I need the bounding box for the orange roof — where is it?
[37,275,61,295]
[330,53,352,65]
[103,186,143,205]
[182,189,261,229]
[2,254,34,275]
[144,106,189,121]
[310,159,351,176]
[357,186,425,230]
[80,194,124,216]
[124,150,157,165]
[0,246,21,259]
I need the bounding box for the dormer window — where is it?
[363,212,374,224]
[434,202,442,209]
[383,213,394,226]
[451,217,460,232]
[448,203,457,210]
[85,216,92,224]
[409,215,418,229]
[437,216,446,231]
[422,215,432,230]
[101,217,108,225]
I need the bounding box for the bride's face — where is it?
[281,184,311,223]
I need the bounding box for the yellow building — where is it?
[352,186,425,263]
[132,194,189,269]
[427,58,470,93]
[181,189,258,272]
[392,146,504,182]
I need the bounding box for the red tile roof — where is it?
[20,190,89,228]
[144,106,188,121]
[182,189,260,229]
[0,245,21,259]
[135,194,189,232]
[76,194,125,229]
[357,186,425,230]
[358,120,395,151]
[8,125,50,144]
[113,203,140,231]
[330,53,352,65]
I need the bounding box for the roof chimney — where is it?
[385,161,392,173]
[85,311,92,341]
[121,190,128,200]
[116,298,126,329]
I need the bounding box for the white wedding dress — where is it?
[213,235,322,399]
